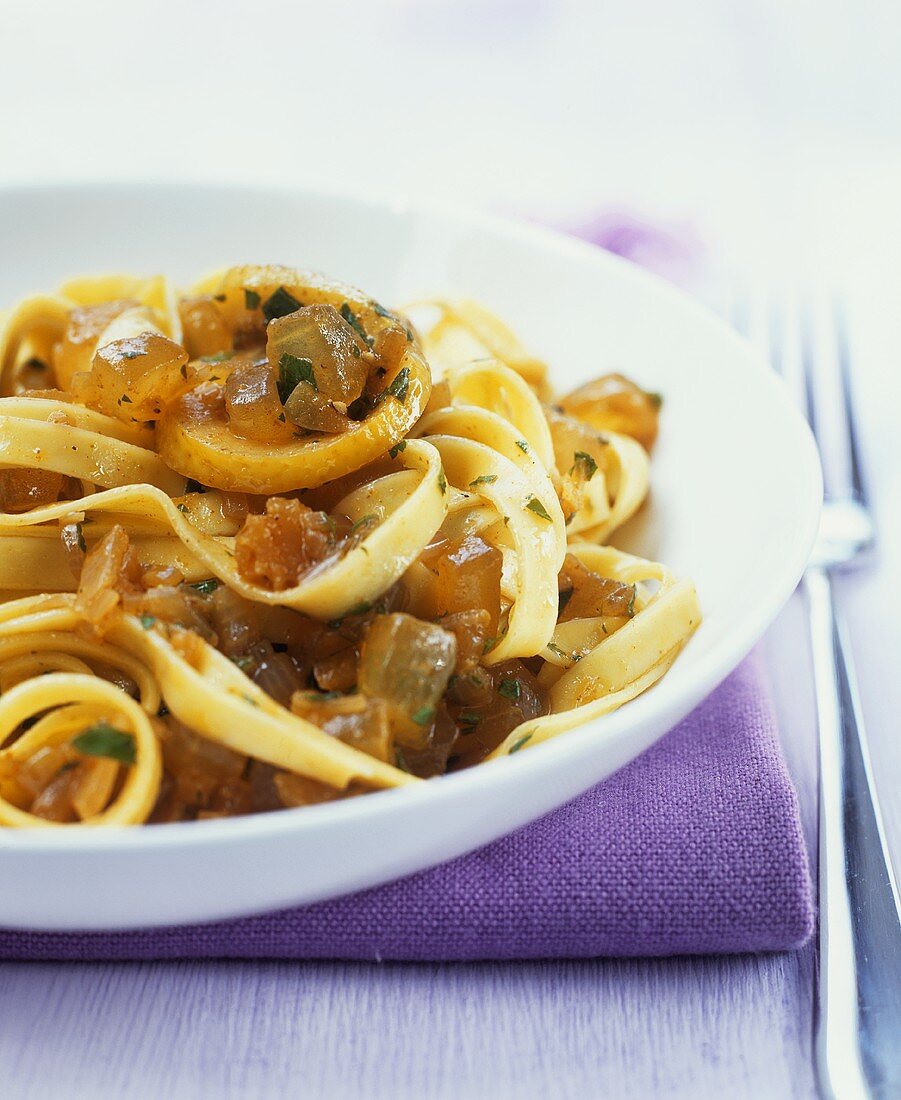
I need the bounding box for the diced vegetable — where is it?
[267,304,368,405]
[74,332,189,423]
[0,467,65,513]
[178,296,232,359]
[283,378,351,434]
[291,691,391,762]
[426,534,503,634]
[358,613,457,748]
[224,359,293,443]
[557,553,635,621]
[53,299,139,388]
[235,497,338,591]
[560,373,660,450]
[449,659,546,767]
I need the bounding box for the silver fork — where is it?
[771,302,901,1100]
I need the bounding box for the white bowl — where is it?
[0,183,821,930]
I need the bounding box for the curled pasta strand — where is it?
[0,628,160,712]
[0,439,449,619]
[0,674,162,827]
[487,544,701,758]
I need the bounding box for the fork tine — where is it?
[834,303,868,505]
[799,301,822,455]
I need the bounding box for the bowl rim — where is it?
[0,179,823,853]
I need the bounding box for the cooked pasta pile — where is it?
[0,265,700,827]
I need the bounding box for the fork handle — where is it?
[804,566,901,1100]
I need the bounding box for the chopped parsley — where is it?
[191,578,220,595]
[185,478,208,494]
[627,585,636,617]
[139,614,156,630]
[498,678,522,701]
[278,353,316,401]
[383,366,410,403]
[571,451,598,481]
[395,747,411,772]
[411,706,434,726]
[72,724,136,766]
[200,351,232,363]
[509,733,533,754]
[469,474,498,488]
[389,440,407,459]
[262,286,302,323]
[118,394,132,405]
[75,523,86,554]
[340,302,373,347]
[371,300,393,318]
[515,439,530,453]
[459,711,481,729]
[646,391,663,408]
[437,467,447,495]
[244,288,261,310]
[547,642,570,661]
[525,496,552,521]
[350,513,378,534]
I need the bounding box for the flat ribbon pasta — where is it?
[487,544,701,758]
[0,439,447,619]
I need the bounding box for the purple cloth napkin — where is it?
[0,654,814,960]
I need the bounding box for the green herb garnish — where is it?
[244,288,261,310]
[118,394,132,404]
[509,733,532,754]
[340,302,373,347]
[371,301,393,318]
[646,391,663,408]
[72,724,136,766]
[383,366,410,403]
[498,678,522,701]
[201,351,232,363]
[389,440,407,459]
[515,439,530,453]
[278,353,316,401]
[411,706,434,726]
[395,747,411,772]
[571,451,598,481]
[139,614,156,630]
[547,642,570,661]
[262,286,302,323]
[75,523,86,554]
[350,513,378,534]
[437,467,447,495]
[525,496,552,521]
[469,474,498,489]
[627,585,636,617]
[191,578,220,595]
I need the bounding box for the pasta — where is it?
[0,265,700,827]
